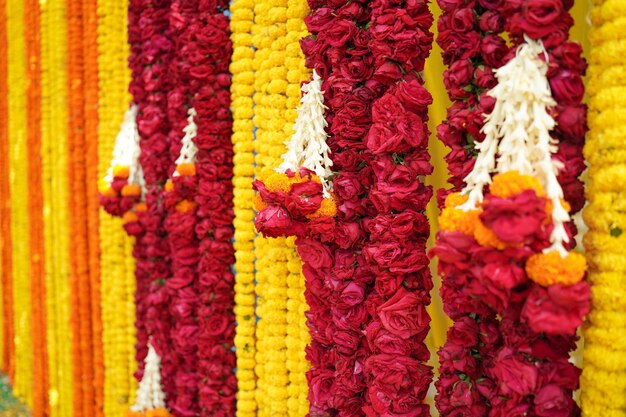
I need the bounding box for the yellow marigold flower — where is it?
[439,206,479,236]
[526,251,586,286]
[444,192,468,208]
[264,172,293,192]
[113,165,130,178]
[489,170,545,198]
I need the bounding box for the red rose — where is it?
[520,0,564,38]
[479,10,504,32]
[554,104,586,140]
[480,190,547,243]
[254,204,297,238]
[521,281,590,335]
[338,282,365,308]
[394,79,433,113]
[489,348,538,397]
[304,8,335,32]
[444,59,474,98]
[447,316,479,347]
[320,18,357,47]
[297,238,334,270]
[534,385,576,417]
[285,180,323,216]
[549,70,584,105]
[451,8,475,32]
[480,34,508,67]
[309,370,336,410]
[377,288,430,339]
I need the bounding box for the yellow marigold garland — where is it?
[41,0,74,416]
[229,0,257,415]
[96,0,138,414]
[6,0,33,406]
[251,0,311,413]
[582,1,626,416]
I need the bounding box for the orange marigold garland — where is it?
[25,0,48,414]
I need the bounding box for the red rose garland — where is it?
[433,1,589,416]
[161,0,237,415]
[256,0,435,415]
[128,0,178,404]
[189,6,238,416]
[162,1,200,415]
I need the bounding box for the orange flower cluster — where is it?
[440,171,586,287]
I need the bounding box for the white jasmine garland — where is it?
[130,342,167,413]
[277,70,333,196]
[174,107,198,174]
[459,36,571,256]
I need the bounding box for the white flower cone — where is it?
[459,36,570,255]
[174,107,199,173]
[130,342,167,413]
[277,70,333,197]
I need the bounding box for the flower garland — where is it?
[190,4,238,414]
[582,1,626,415]
[81,0,106,409]
[256,0,436,414]
[127,342,171,417]
[229,0,258,413]
[0,0,15,379]
[251,0,298,413]
[432,1,589,415]
[67,0,96,413]
[6,0,34,406]
[127,0,177,404]
[41,0,75,415]
[97,0,138,413]
[163,2,200,412]
[25,0,48,415]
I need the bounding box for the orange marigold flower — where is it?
[123,211,138,223]
[125,411,144,417]
[121,184,142,197]
[253,194,267,211]
[164,179,174,192]
[113,165,130,179]
[307,197,338,219]
[146,408,171,417]
[176,162,196,176]
[439,206,479,236]
[99,185,117,198]
[176,199,197,212]
[134,202,148,213]
[490,171,545,198]
[526,251,587,287]
[473,219,510,250]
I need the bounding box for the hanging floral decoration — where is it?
[254,70,337,239]
[432,1,589,415]
[99,105,147,231]
[126,342,171,417]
